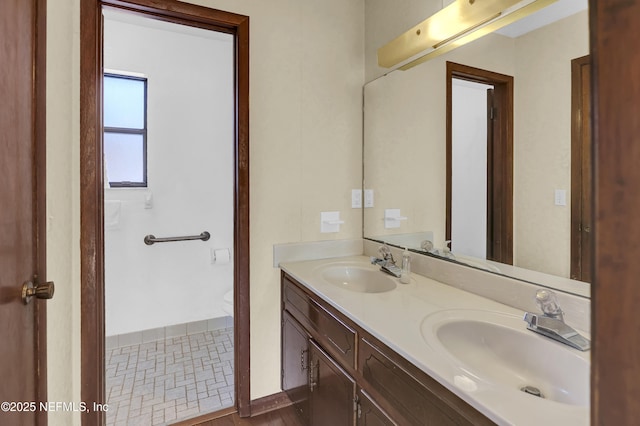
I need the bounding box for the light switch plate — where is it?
[351,189,362,208]
[144,191,153,209]
[554,189,567,206]
[364,189,374,208]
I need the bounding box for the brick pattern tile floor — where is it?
[105,327,234,426]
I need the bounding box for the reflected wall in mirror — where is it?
[363,1,589,289]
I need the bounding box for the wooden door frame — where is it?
[34,0,48,423]
[79,0,250,423]
[591,0,640,423]
[445,62,514,264]
[570,55,592,282]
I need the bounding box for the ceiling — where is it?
[496,0,588,38]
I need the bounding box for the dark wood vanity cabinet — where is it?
[281,271,495,426]
[281,275,356,425]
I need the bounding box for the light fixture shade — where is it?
[397,0,558,71]
[377,0,546,69]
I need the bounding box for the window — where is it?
[103,73,147,187]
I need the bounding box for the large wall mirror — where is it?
[363,0,589,296]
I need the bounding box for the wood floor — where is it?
[190,406,303,426]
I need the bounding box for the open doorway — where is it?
[446,62,514,265]
[102,8,236,424]
[80,1,250,424]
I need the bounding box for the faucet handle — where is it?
[420,240,434,252]
[535,289,564,320]
[378,244,393,261]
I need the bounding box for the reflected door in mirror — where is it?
[570,55,592,282]
[447,62,514,264]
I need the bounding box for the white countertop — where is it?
[280,255,589,426]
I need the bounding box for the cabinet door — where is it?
[282,311,310,424]
[357,388,397,426]
[360,337,488,425]
[309,340,356,426]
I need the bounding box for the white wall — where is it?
[47,0,364,422]
[103,12,234,336]
[452,79,491,259]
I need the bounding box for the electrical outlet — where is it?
[351,189,362,208]
[364,189,374,208]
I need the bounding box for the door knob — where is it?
[22,280,55,305]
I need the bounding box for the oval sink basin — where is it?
[316,262,397,293]
[421,309,589,406]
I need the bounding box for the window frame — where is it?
[103,72,148,188]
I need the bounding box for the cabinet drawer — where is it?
[357,387,397,426]
[282,274,356,370]
[359,337,493,426]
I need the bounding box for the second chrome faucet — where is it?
[523,289,590,351]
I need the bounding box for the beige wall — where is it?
[46,0,364,424]
[47,1,81,425]
[513,11,589,277]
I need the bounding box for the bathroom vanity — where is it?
[279,256,589,426]
[281,271,492,425]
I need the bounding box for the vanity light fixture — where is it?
[377,0,558,71]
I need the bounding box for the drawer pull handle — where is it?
[309,360,319,392]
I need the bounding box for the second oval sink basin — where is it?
[421,309,589,407]
[315,262,397,293]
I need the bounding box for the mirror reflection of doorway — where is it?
[570,55,592,283]
[102,8,236,425]
[450,78,494,259]
[446,62,514,265]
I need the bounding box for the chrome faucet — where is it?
[420,239,456,260]
[523,289,590,351]
[371,245,402,278]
